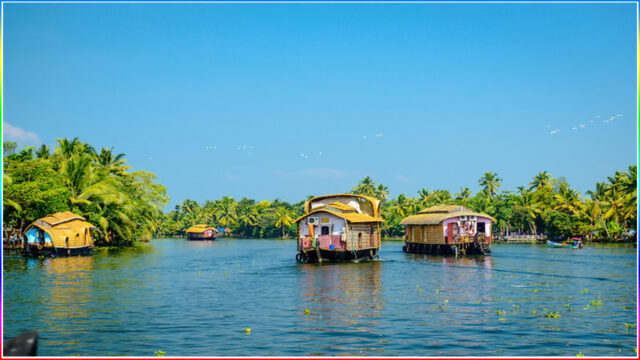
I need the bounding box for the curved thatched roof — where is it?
[303,193,381,218]
[400,205,495,225]
[25,212,95,241]
[186,224,216,234]
[294,208,383,224]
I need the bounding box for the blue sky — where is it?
[3,3,637,210]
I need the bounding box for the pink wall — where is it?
[442,216,492,237]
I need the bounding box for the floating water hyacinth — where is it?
[244,328,251,334]
[624,323,635,329]
[622,305,633,310]
[533,289,539,293]
[590,299,603,306]
[568,308,574,311]
[544,311,560,318]
[531,311,536,315]
[154,350,166,357]
[496,310,506,315]
[581,288,589,294]
[513,305,520,309]
[304,309,311,315]
[576,351,584,357]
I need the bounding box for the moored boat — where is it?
[22,211,96,257]
[294,194,384,263]
[400,205,494,256]
[546,239,583,249]
[186,225,217,240]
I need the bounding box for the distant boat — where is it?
[186,225,216,241]
[546,239,583,249]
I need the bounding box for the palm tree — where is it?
[529,171,552,191]
[455,187,472,202]
[389,194,412,218]
[95,147,130,176]
[215,196,237,227]
[35,144,50,159]
[58,154,121,207]
[376,184,390,202]
[553,187,583,215]
[479,172,502,197]
[352,176,377,197]
[274,206,293,238]
[417,188,431,207]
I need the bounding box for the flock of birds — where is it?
[547,114,623,136]
[197,132,385,161]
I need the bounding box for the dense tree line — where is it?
[162,168,636,242]
[3,139,169,246]
[4,140,636,243]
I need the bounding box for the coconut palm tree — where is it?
[529,171,552,191]
[352,176,377,197]
[95,147,131,176]
[375,184,390,202]
[455,187,472,203]
[215,196,237,227]
[417,188,431,207]
[58,154,121,207]
[35,144,50,159]
[479,172,503,197]
[274,206,293,238]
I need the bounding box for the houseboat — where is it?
[22,211,96,257]
[186,225,217,240]
[400,205,494,256]
[294,194,383,263]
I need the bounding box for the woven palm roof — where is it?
[38,211,86,226]
[294,209,383,224]
[303,193,381,218]
[186,224,216,233]
[25,212,95,240]
[400,204,495,225]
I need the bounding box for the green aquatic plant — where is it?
[531,310,537,315]
[562,304,570,307]
[496,310,506,315]
[304,309,311,315]
[244,328,251,334]
[544,311,560,319]
[576,351,584,357]
[568,308,574,311]
[513,305,520,309]
[590,299,603,306]
[622,305,633,310]
[533,289,539,293]
[154,350,166,357]
[580,288,589,294]
[624,323,635,329]
[498,318,506,321]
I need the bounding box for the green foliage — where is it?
[3,139,169,247]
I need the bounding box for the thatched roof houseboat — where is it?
[186,225,216,240]
[294,194,383,263]
[23,211,96,257]
[400,205,495,255]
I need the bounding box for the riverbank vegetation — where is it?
[159,167,636,242]
[3,139,169,246]
[4,141,635,243]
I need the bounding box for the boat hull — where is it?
[546,240,579,249]
[403,242,491,256]
[297,248,379,263]
[23,244,93,257]
[187,235,216,241]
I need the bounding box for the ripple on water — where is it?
[2,240,637,356]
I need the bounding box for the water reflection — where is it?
[296,261,384,354]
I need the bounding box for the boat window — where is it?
[321,226,330,235]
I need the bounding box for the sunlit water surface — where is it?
[2,239,637,356]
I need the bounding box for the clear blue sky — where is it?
[3,3,637,210]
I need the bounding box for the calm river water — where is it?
[2,239,637,356]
